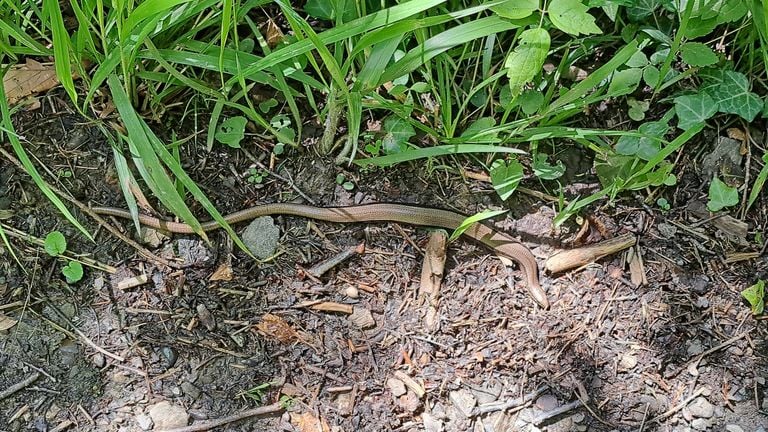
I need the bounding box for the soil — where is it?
[1,95,767,432]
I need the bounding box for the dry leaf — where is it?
[256,313,301,344]
[290,412,331,432]
[210,262,233,281]
[0,313,18,331]
[266,19,284,48]
[4,59,60,105]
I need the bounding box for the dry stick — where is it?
[545,233,637,274]
[0,373,40,401]
[0,147,174,269]
[307,243,364,278]
[158,402,284,432]
[530,399,584,425]
[470,386,548,416]
[650,387,706,423]
[39,303,126,362]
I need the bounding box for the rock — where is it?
[387,377,407,397]
[449,389,477,418]
[535,394,559,411]
[348,307,375,329]
[691,418,711,430]
[620,353,638,370]
[241,216,280,259]
[687,340,704,356]
[148,401,189,429]
[181,381,201,400]
[421,412,443,432]
[688,397,714,418]
[92,353,106,368]
[725,425,745,432]
[135,413,153,431]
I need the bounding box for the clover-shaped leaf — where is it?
[44,231,66,256]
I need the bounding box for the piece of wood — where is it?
[545,233,636,273]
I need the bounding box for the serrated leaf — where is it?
[608,68,643,96]
[549,0,602,35]
[680,42,718,67]
[44,231,66,256]
[490,0,539,19]
[741,280,765,315]
[710,71,762,121]
[490,159,524,200]
[674,93,718,130]
[505,28,550,96]
[626,0,658,21]
[532,153,565,180]
[707,176,739,211]
[62,261,84,284]
[382,116,415,154]
[615,120,668,160]
[215,116,247,148]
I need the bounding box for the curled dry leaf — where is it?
[256,313,301,344]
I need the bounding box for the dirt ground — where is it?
[1,98,767,432]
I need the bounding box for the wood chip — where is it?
[393,371,425,398]
[304,302,353,314]
[348,307,375,329]
[115,274,148,290]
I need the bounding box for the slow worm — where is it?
[93,203,548,308]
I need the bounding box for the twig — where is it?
[0,373,40,400]
[530,400,584,425]
[158,403,284,432]
[470,386,547,416]
[650,387,706,423]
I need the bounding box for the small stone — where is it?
[241,216,280,259]
[696,296,709,308]
[691,418,711,430]
[348,307,375,329]
[140,227,166,247]
[148,401,189,429]
[135,413,153,431]
[387,377,407,397]
[181,382,201,400]
[687,340,704,356]
[572,413,585,423]
[620,353,638,370]
[196,303,216,331]
[688,397,714,418]
[725,425,745,432]
[535,394,559,411]
[422,412,443,432]
[449,389,477,418]
[398,391,422,413]
[344,286,359,298]
[92,353,106,368]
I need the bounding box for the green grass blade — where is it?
[42,0,78,104]
[546,39,639,113]
[107,74,207,239]
[747,152,768,211]
[0,70,93,241]
[355,144,527,167]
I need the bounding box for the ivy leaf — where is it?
[710,71,762,121]
[707,177,739,212]
[532,153,565,180]
[608,68,643,96]
[674,93,718,130]
[626,0,658,21]
[680,42,718,67]
[741,280,765,315]
[490,0,539,19]
[215,116,247,148]
[62,261,84,284]
[461,117,498,142]
[490,159,524,201]
[549,0,602,36]
[615,119,668,160]
[505,28,550,96]
[44,231,67,256]
[304,0,333,20]
[381,116,415,154]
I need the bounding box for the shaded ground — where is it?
[1,102,767,432]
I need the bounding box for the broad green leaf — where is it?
[490,0,539,19]
[626,51,649,68]
[519,90,545,114]
[62,261,84,284]
[304,0,334,20]
[532,153,565,180]
[448,209,509,242]
[44,231,66,256]
[615,120,668,160]
[461,117,497,142]
[707,177,739,212]
[674,93,718,130]
[642,65,660,87]
[626,0,658,21]
[215,116,247,148]
[747,152,768,211]
[680,42,718,67]
[710,71,762,121]
[548,0,602,36]
[382,116,416,154]
[490,159,524,200]
[505,28,550,96]
[741,280,765,315]
[608,68,643,96]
